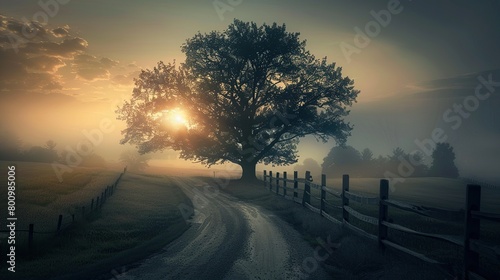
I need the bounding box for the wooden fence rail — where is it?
[263,170,500,280]
[1,167,127,253]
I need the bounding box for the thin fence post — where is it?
[302,171,311,206]
[342,174,350,224]
[263,170,267,188]
[57,214,63,232]
[464,184,481,279]
[269,171,273,191]
[293,171,298,199]
[378,179,389,250]
[28,224,34,252]
[320,174,326,216]
[283,172,287,197]
[276,172,280,195]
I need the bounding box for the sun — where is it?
[165,108,189,128]
[172,111,187,125]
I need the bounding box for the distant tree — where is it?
[388,147,428,177]
[361,148,373,162]
[294,158,322,177]
[322,145,362,176]
[119,150,151,172]
[389,147,406,161]
[409,150,428,177]
[23,146,59,162]
[428,143,459,178]
[116,19,359,181]
[45,140,57,150]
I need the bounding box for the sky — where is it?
[1,0,499,180]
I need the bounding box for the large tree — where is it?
[117,20,359,181]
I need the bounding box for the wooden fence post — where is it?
[342,174,350,223]
[378,179,389,250]
[57,214,63,232]
[320,174,326,216]
[302,171,311,206]
[269,171,273,191]
[464,184,481,279]
[263,170,267,188]
[276,172,280,195]
[293,171,298,199]
[283,172,287,196]
[28,224,34,252]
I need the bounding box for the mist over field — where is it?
[1,1,500,279]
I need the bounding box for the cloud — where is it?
[407,69,500,94]
[112,70,141,86]
[73,54,119,81]
[51,25,70,37]
[0,14,122,94]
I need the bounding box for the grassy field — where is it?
[216,176,500,279]
[0,161,121,235]
[0,162,192,280]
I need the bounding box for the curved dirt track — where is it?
[108,177,331,280]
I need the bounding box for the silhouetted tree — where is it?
[322,145,362,176]
[117,20,359,181]
[388,147,428,177]
[294,158,321,178]
[45,140,57,150]
[361,148,373,162]
[119,150,151,172]
[428,143,459,178]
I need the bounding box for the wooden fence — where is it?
[2,167,127,253]
[263,170,500,280]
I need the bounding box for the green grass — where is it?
[0,162,192,280]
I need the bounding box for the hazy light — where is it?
[164,108,189,128]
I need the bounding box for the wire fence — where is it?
[1,167,127,252]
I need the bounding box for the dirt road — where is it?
[108,177,331,280]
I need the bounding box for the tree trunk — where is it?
[240,161,257,182]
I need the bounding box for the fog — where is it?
[1,1,499,183]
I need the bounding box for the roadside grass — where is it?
[209,176,500,279]
[0,162,192,280]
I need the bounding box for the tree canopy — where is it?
[428,142,459,178]
[117,19,359,180]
